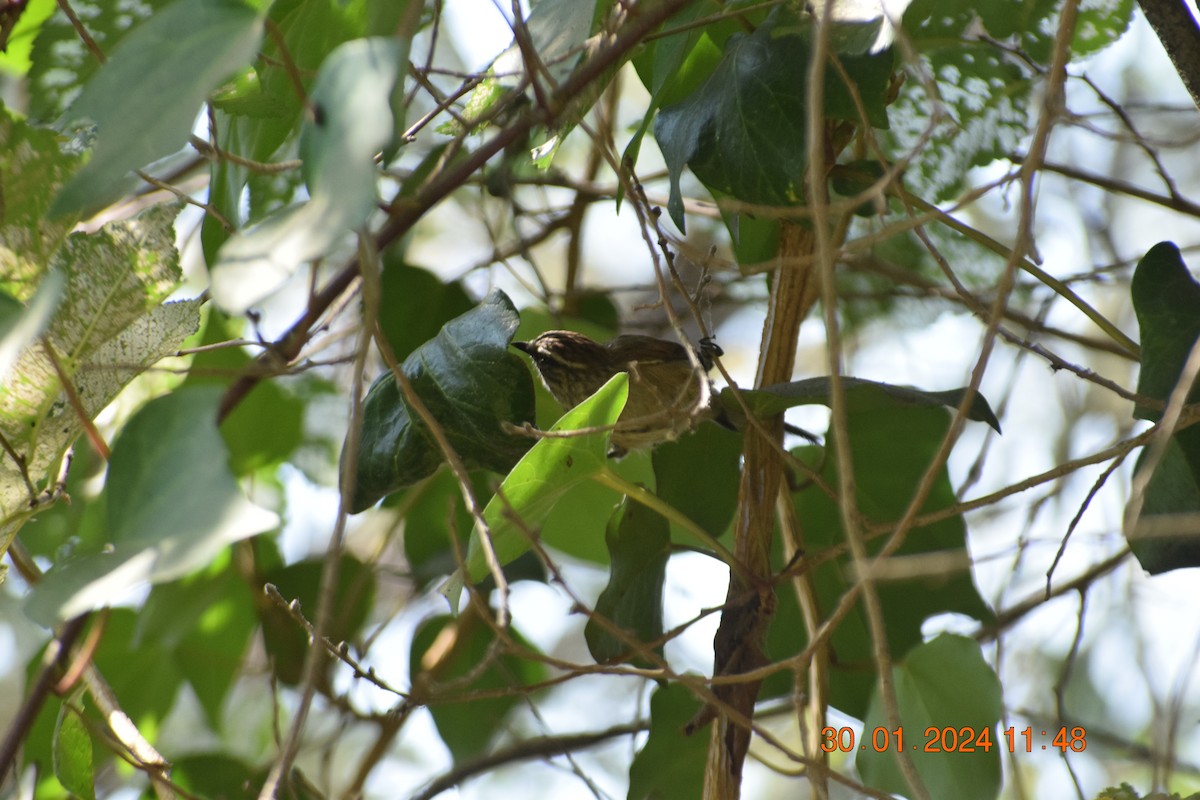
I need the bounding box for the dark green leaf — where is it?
[25,386,278,624]
[655,8,892,230]
[350,290,536,511]
[725,376,1001,433]
[628,684,706,800]
[53,698,95,800]
[585,498,670,664]
[1131,241,1200,418]
[859,634,1002,800]
[411,613,546,762]
[52,0,265,216]
[1129,241,1200,572]
[1130,440,1200,574]
[173,754,264,798]
[653,420,741,539]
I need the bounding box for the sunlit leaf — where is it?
[442,372,627,605]
[25,386,278,624]
[53,698,95,800]
[859,634,1002,800]
[628,684,706,800]
[52,0,265,216]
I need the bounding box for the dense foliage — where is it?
[1,0,1198,798]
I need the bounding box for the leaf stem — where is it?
[898,187,1140,357]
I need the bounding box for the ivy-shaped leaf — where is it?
[723,376,1001,433]
[655,7,893,230]
[350,290,536,512]
[766,382,997,715]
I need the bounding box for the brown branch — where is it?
[1137,0,1200,111]
[0,615,90,777]
[411,722,647,800]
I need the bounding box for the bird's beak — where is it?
[512,341,533,355]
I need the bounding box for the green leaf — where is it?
[1129,241,1200,572]
[540,451,655,565]
[654,8,892,230]
[0,0,56,75]
[1071,0,1134,57]
[232,0,360,161]
[859,634,1002,800]
[0,104,83,274]
[138,558,257,728]
[172,754,264,798]
[91,609,184,727]
[894,3,1033,200]
[52,0,265,217]
[443,372,627,603]
[584,498,670,665]
[300,36,405,209]
[1132,242,1200,417]
[24,386,278,624]
[628,683,706,800]
[768,390,996,715]
[725,376,1002,433]
[1130,440,1200,575]
[652,420,741,539]
[411,613,547,762]
[350,291,536,512]
[53,698,95,800]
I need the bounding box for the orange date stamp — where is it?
[819,726,1087,754]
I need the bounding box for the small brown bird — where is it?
[513,330,722,456]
